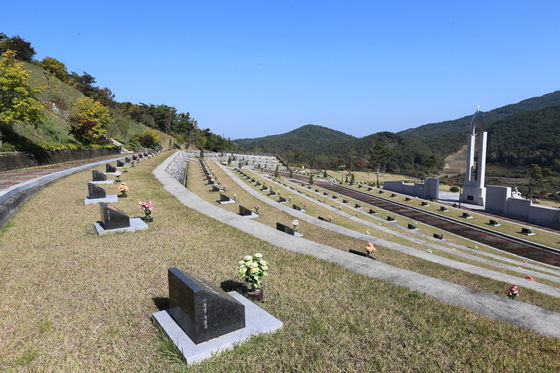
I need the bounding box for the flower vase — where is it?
[247,287,264,302]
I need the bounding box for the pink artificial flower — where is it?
[524,276,535,281]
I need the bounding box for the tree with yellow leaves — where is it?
[69,97,111,144]
[0,50,44,147]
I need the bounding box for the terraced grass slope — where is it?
[1,153,560,372]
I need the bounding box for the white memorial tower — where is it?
[460,107,487,206]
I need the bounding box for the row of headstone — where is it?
[89,153,155,234]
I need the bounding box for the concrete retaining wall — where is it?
[165,151,188,185]
[0,148,120,172]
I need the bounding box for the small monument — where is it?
[239,205,258,218]
[152,269,283,365]
[167,268,245,344]
[91,170,114,184]
[106,163,117,173]
[95,203,148,235]
[84,183,118,204]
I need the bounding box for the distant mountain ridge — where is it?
[234,90,560,173]
[235,124,356,153]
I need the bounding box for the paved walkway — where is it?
[154,152,560,338]
[0,154,124,190]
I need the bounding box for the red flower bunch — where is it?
[506,284,520,299]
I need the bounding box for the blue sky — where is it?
[4,1,560,139]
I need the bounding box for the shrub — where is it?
[450,186,460,193]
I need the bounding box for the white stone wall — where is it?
[383,177,439,200]
[485,185,560,229]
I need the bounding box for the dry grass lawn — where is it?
[0,153,559,372]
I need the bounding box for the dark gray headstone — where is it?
[405,197,412,201]
[386,216,396,221]
[99,203,130,229]
[318,216,327,221]
[391,193,397,197]
[239,205,254,216]
[293,204,302,211]
[268,190,276,196]
[369,209,377,214]
[87,183,106,199]
[342,199,348,204]
[220,194,231,202]
[332,195,338,199]
[440,206,448,212]
[378,190,384,194]
[132,155,138,160]
[106,164,117,173]
[433,233,444,240]
[167,268,245,344]
[462,212,471,218]
[323,192,328,195]
[408,223,417,230]
[92,170,107,181]
[211,185,220,192]
[125,157,131,163]
[521,227,534,235]
[354,204,362,209]
[117,160,125,167]
[276,222,296,235]
[349,249,374,259]
[278,196,286,203]
[489,219,499,226]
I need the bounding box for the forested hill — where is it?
[235,90,560,174]
[487,104,560,169]
[235,125,356,153]
[398,90,560,156]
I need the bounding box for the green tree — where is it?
[69,97,111,144]
[136,129,161,148]
[39,57,68,81]
[323,169,327,178]
[0,36,35,61]
[274,165,279,178]
[369,141,393,187]
[0,50,44,146]
[309,174,314,185]
[422,154,441,177]
[350,173,355,185]
[525,164,553,199]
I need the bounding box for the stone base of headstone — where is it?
[293,231,303,237]
[242,212,259,219]
[94,218,148,235]
[90,180,115,185]
[104,172,122,177]
[219,200,236,205]
[152,291,283,366]
[84,195,118,205]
